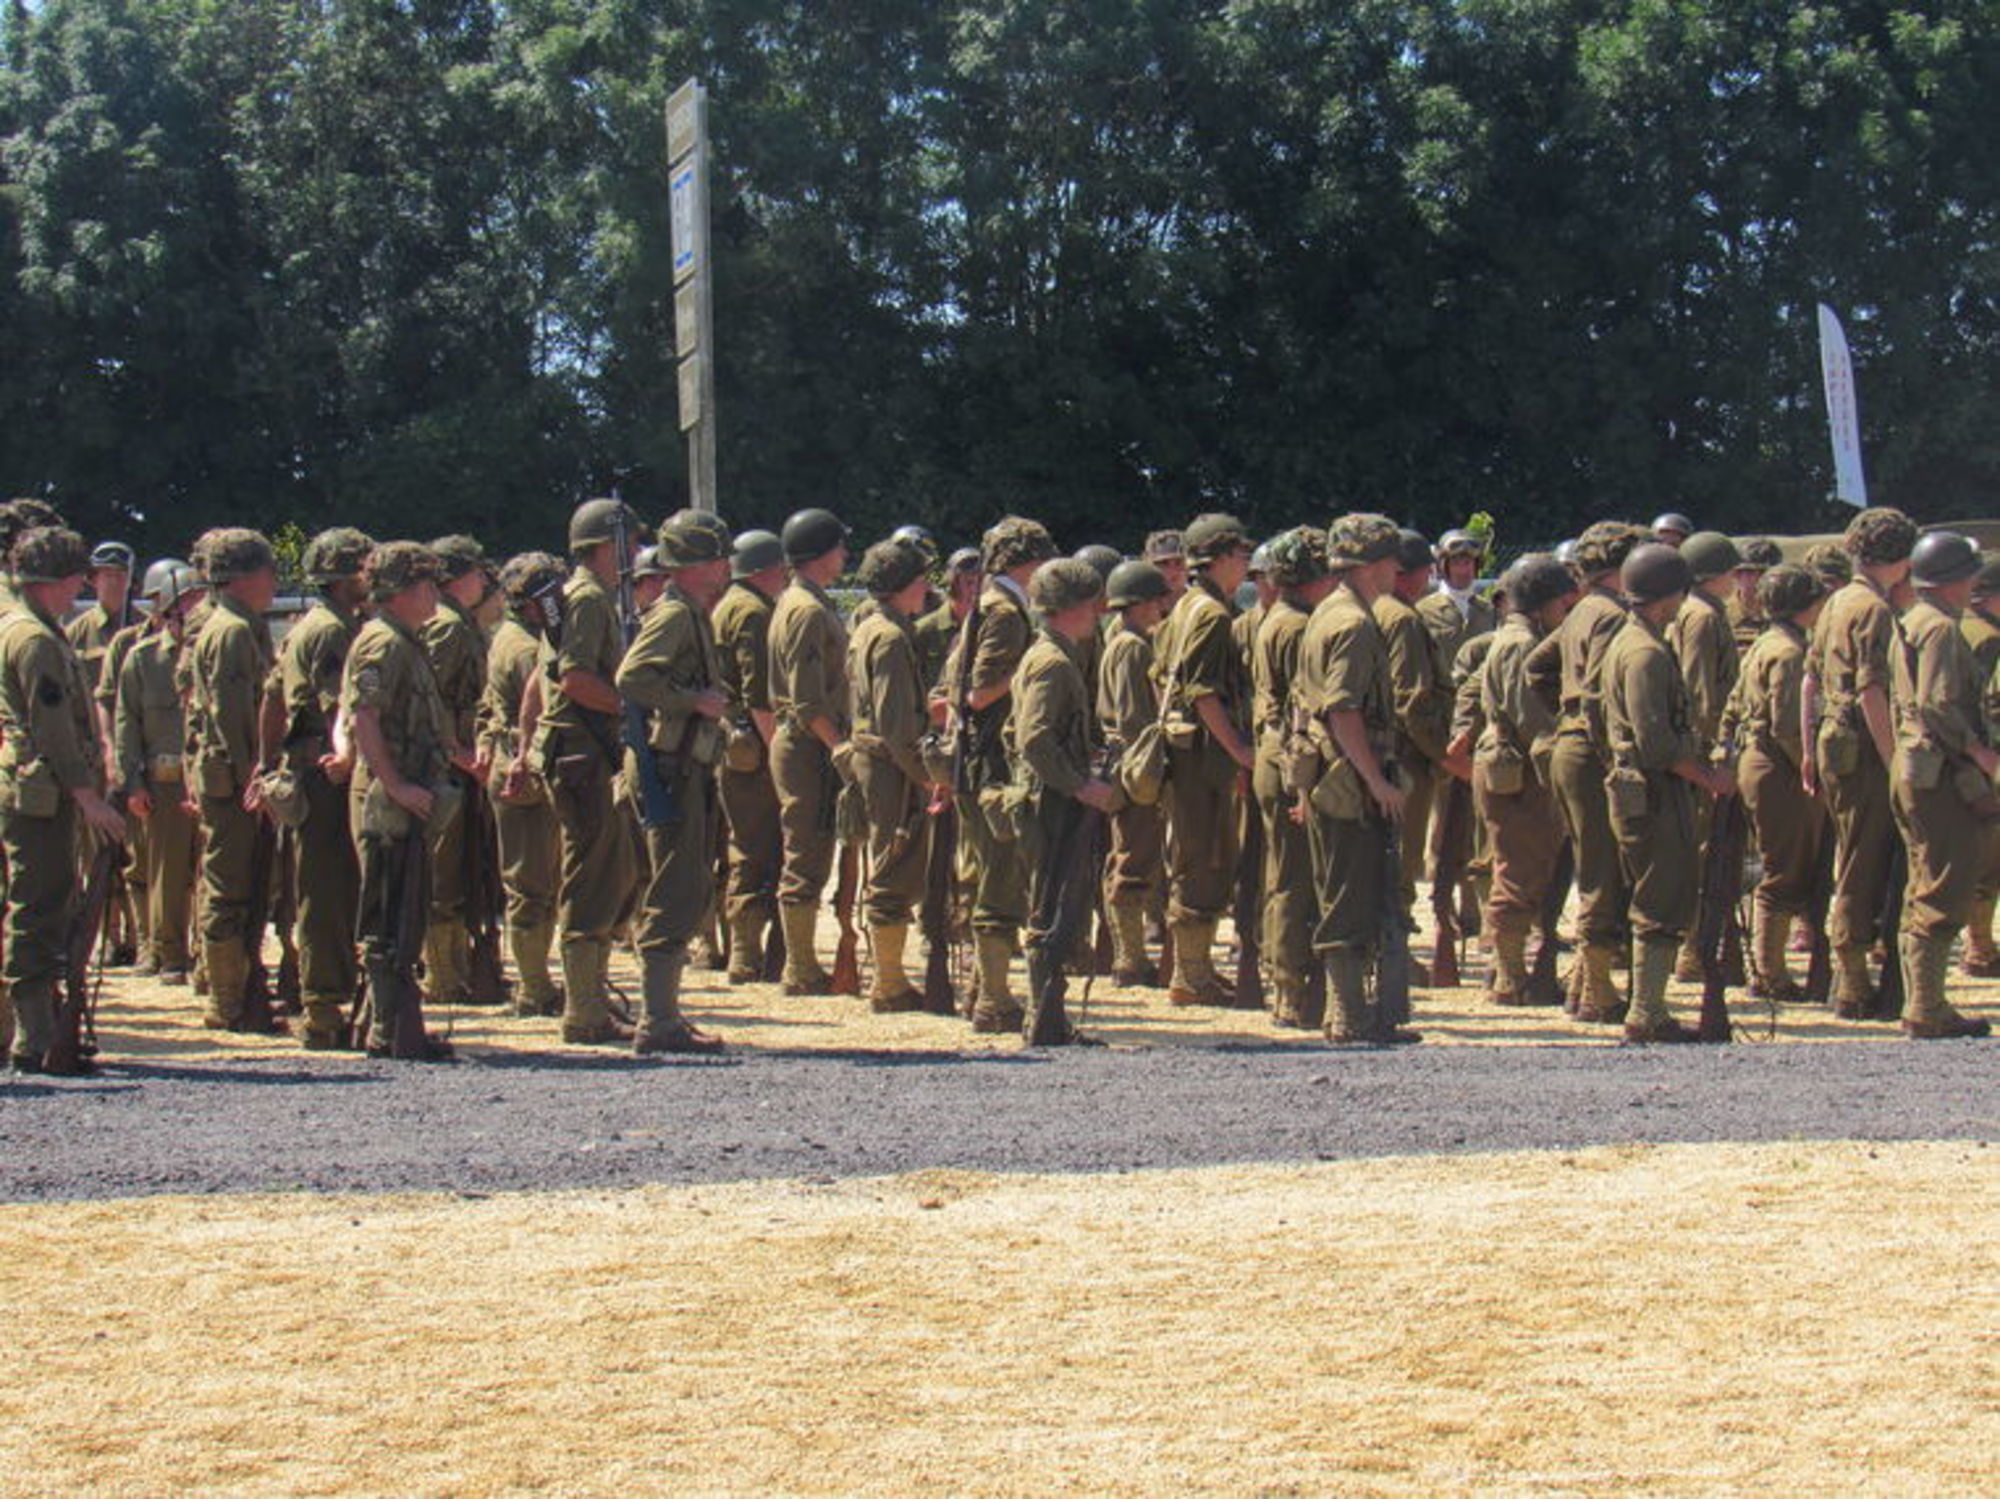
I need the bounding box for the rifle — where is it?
[46,837,121,1075]
[921,786,958,1013]
[389,823,441,1059]
[1524,836,1574,1006]
[1694,779,1750,1042]
[1232,788,1265,1009]
[1375,790,1412,1033]
[239,814,285,1034]
[1427,775,1471,988]
[1801,833,1834,1006]
[1874,836,1907,1021]
[463,781,511,1006]
[830,835,863,996]
[274,823,302,1012]
[607,504,680,831]
[1025,772,1111,1044]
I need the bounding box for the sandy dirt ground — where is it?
[80,904,1997,1066]
[0,1140,1992,1494]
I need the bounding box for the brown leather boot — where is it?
[1748,904,1804,1003]
[1900,930,1993,1039]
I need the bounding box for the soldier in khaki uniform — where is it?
[711,529,786,982]
[767,507,853,994]
[613,511,731,1055]
[187,528,282,1032]
[1419,530,1497,933]
[1727,538,1781,656]
[847,536,947,1011]
[1802,507,1917,1018]
[531,498,642,1044]
[421,535,500,1006]
[1098,559,1171,985]
[1074,543,1123,734]
[1721,565,1826,1001]
[1955,559,2000,976]
[1527,520,1648,1023]
[113,559,206,984]
[1015,558,1124,1045]
[480,552,567,1015]
[342,543,457,1061]
[1886,532,1995,1038]
[268,528,372,1046]
[1601,544,1735,1042]
[1375,530,1459,930]
[1157,513,1256,1005]
[1253,528,1335,1027]
[1473,556,1576,1006]
[947,517,1057,1030]
[1296,514,1415,1045]
[1667,532,1742,978]
[914,546,979,698]
[71,541,145,966]
[1,527,126,1073]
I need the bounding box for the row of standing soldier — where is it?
[3,490,1991,1073]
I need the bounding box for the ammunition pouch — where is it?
[1309,758,1364,822]
[1899,743,1944,792]
[1606,765,1649,821]
[1817,719,1861,778]
[1115,721,1167,807]
[258,768,311,829]
[723,717,764,774]
[1477,741,1526,797]
[197,754,237,800]
[1,756,61,819]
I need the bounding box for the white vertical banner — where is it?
[1816,303,1867,509]
[667,79,716,510]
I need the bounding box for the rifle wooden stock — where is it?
[1874,838,1908,1020]
[390,827,432,1059]
[463,782,511,1006]
[47,839,121,1075]
[1695,790,1749,1043]
[274,824,302,1011]
[1801,837,1834,1006]
[921,798,958,1013]
[1376,811,1412,1026]
[1427,776,1470,989]
[1232,793,1265,1009]
[239,815,284,1035]
[830,840,863,996]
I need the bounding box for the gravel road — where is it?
[1,1040,1991,1202]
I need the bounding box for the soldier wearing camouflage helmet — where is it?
[1097,558,1172,986]
[0,526,126,1072]
[1525,519,1651,1023]
[1252,527,1337,1025]
[945,515,1058,1029]
[418,535,502,1011]
[708,527,787,982]
[185,527,283,1033]
[1297,513,1418,1044]
[1801,505,1919,1018]
[479,552,567,1015]
[270,526,374,1045]
[1600,544,1735,1041]
[845,536,951,1013]
[1154,513,1256,1006]
[1723,564,1828,1003]
[1885,532,1995,1037]
[612,510,733,1053]
[1473,555,1577,1007]
[341,542,456,1060]
[767,507,854,994]
[111,558,206,983]
[0,499,66,611]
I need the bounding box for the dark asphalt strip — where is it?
[0,1040,1991,1203]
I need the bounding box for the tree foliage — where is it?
[3,0,1997,558]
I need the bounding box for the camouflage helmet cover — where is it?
[857,535,930,598]
[499,550,565,606]
[202,527,276,585]
[656,509,732,567]
[1263,525,1330,589]
[368,541,442,601]
[1325,512,1401,568]
[302,526,375,584]
[981,515,1057,574]
[1843,506,1918,566]
[1028,556,1103,614]
[9,525,89,585]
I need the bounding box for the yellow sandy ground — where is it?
[0,1141,1993,1494]
[87,906,1996,1065]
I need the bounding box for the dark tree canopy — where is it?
[3,0,1996,561]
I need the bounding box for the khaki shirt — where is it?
[65,601,130,689]
[113,629,188,789]
[1012,628,1092,796]
[1374,590,1451,766]
[616,584,721,754]
[1723,619,1810,771]
[540,566,624,760]
[94,619,146,711]
[911,598,959,697]
[1806,576,1896,732]
[342,613,449,794]
[0,601,100,793]
[1251,597,1311,742]
[422,593,487,748]
[712,579,776,716]
[276,597,361,752]
[1450,630,1497,747]
[1538,584,1627,753]
[1892,598,1984,761]
[478,615,543,782]
[1477,615,1556,771]
[1602,612,1697,774]
[1958,608,2000,688]
[1667,589,1738,749]
[945,580,1031,783]
[768,575,850,732]
[1416,589,1497,682]
[188,592,274,796]
[848,604,930,787]
[1726,592,1766,657]
[1164,574,1247,739]
[1098,621,1158,747]
[1297,582,1393,765]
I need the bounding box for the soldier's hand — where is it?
[388,779,435,821]
[1369,778,1406,823]
[1442,746,1473,783]
[242,777,268,815]
[319,749,355,787]
[693,687,729,720]
[1800,759,1817,797]
[448,744,480,777]
[1076,777,1120,813]
[127,788,154,820]
[500,761,530,803]
[75,788,126,841]
[1706,766,1737,799]
[1289,794,1309,826]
